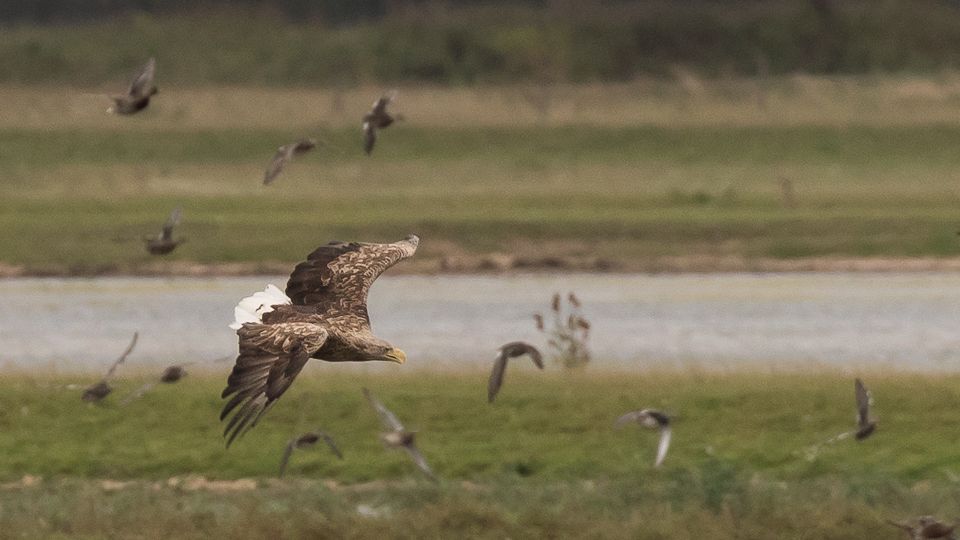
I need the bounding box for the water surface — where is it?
[2,273,959,372]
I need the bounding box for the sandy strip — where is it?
[4,255,960,278]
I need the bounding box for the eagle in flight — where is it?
[221,234,419,445]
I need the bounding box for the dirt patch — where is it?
[167,475,258,492]
[0,474,41,490]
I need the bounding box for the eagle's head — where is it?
[363,340,406,364]
[381,347,407,364]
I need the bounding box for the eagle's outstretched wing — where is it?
[284,235,419,323]
[221,322,328,446]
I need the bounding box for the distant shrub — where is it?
[6,1,960,85]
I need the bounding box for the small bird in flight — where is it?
[488,341,543,403]
[263,138,317,185]
[143,207,184,255]
[615,409,672,468]
[278,430,343,477]
[854,377,877,440]
[108,58,158,115]
[362,93,401,155]
[82,332,138,403]
[120,355,231,405]
[120,362,191,405]
[363,388,437,481]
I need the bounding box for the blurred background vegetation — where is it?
[4,0,960,273]
[4,0,960,86]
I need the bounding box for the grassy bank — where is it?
[3,79,960,274]
[2,124,960,273]
[0,371,958,537]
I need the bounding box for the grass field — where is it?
[0,370,958,538]
[3,77,960,274]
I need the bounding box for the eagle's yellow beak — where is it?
[385,348,406,364]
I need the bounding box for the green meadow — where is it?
[0,371,958,537]
[4,78,960,274]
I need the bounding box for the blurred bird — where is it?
[488,341,543,403]
[533,313,544,331]
[574,317,591,337]
[887,516,958,539]
[363,388,437,481]
[220,235,418,446]
[278,430,343,477]
[120,355,232,405]
[854,378,877,440]
[107,58,158,115]
[615,409,672,467]
[143,207,184,255]
[82,332,138,402]
[119,362,191,405]
[362,92,401,155]
[917,517,957,539]
[263,138,317,185]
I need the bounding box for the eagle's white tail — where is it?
[229,284,291,329]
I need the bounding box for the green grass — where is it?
[3,122,960,273]
[1,371,959,538]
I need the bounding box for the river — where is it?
[1,273,958,372]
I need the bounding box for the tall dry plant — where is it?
[534,292,591,369]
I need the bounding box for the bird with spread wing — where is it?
[82,332,138,403]
[263,138,317,185]
[143,207,184,255]
[488,341,543,403]
[220,235,419,445]
[107,58,158,115]
[363,388,437,481]
[278,430,343,477]
[362,93,401,155]
[615,409,672,468]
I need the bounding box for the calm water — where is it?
[2,273,959,372]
